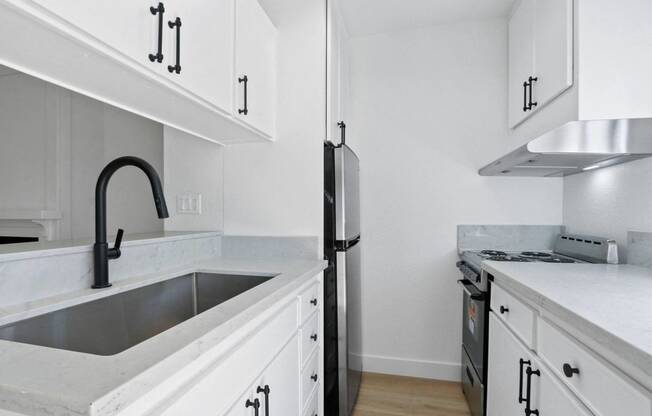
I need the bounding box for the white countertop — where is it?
[0,255,326,416]
[483,261,652,390]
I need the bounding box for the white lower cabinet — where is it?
[226,334,300,416]
[487,312,592,416]
[119,273,323,416]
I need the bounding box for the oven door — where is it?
[459,278,486,382]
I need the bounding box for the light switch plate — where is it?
[176,193,202,215]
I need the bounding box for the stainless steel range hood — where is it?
[479,118,652,177]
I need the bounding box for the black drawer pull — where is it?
[149,3,165,63]
[525,366,540,416]
[310,333,318,341]
[238,75,249,115]
[563,363,580,378]
[256,385,270,416]
[167,17,181,74]
[522,81,528,112]
[310,373,318,382]
[245,398,260,416]
[310,298,318,306]
[500,305,509,314]
[518,359,530,404]
[527,76,538,110]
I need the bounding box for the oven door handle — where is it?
[457,279,485,301]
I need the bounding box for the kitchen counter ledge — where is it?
[483,261,652,392]
[0,255,327,416]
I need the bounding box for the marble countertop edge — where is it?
[483,261,652,391]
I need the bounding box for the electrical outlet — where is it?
[176,193,202,215]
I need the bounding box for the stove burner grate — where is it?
[520,251,552,258]
[480,250,507,257]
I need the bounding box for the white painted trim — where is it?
[361,354,461,382]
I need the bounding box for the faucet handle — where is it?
[108,229,124,260]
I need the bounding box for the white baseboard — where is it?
[361,354,461,382]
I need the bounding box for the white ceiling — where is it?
[338,0,515,37]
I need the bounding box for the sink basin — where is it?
[0,272,276,356]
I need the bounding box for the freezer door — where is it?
[337,240,362,416]
[335,144,360,242]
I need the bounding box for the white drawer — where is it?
[302,349,320,408]
[301,312,320,368]
[299,283,320,324]
[538,318,652,416]
[302,386,319,416]
[490,283,536,348]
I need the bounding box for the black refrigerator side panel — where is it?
[324,142,340,415]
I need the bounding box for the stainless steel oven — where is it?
[457,262,487,416]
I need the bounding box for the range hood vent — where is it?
[479,118,652,177]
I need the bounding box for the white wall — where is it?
[164,126,224,232]
[0,69,164,241]
[563,157,652,261]
[347,20,563,380]
[70,94,164,239]
[223,0,325,244]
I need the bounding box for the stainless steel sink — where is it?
[0,272,276,356]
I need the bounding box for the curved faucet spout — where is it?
[93,156,168,288]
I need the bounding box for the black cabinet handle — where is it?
[149,3,165,63]
[310,333,318,341]
[256,385,270,416]
[563,363,580,378]
[310,298,318,306]
[167,17,181,74]
[238,75,249,115]
[245,398,260,416]
[527,76,538,110]
[518,359,530,404]
[500,305,509,314]
[337,121,346,145]
[311,373,318,382]
[525,366,540,416]
[522,81,528,112]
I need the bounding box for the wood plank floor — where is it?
[352,372,471,416]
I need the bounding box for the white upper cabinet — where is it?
[27,0,153,66]
[2,0,277,144]
[508,0,573,128]
[164,0,234,112]
[235,0,277,138]
[508,0,536,128]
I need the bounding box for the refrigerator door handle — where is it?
[335,235,361,252]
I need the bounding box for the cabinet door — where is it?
[29,0,156,68]
[260,335,301,416]
[225,336,301,416]
[508,0,536,128]
[235,0,277,137]
[533,0,573,108]
[165,0,234,111]
[486,312,533,416]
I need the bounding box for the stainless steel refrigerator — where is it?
[324,142,362,416]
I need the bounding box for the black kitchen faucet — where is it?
[93,156,169,289]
